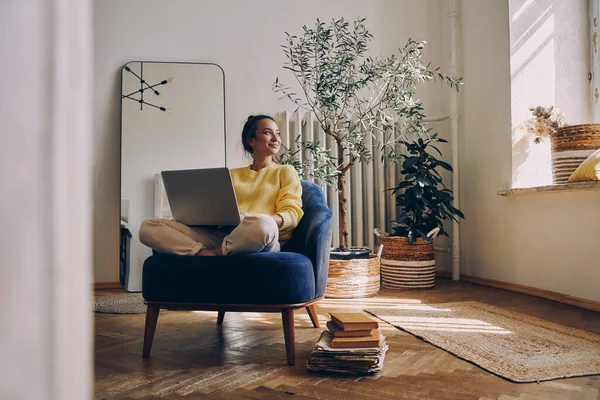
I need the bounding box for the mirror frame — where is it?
[118,61,227,289]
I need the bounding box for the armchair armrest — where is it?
[283,181,333,298]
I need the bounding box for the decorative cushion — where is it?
[567,148,600,182]
[142,252,315,305]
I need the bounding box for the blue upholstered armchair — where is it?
[141,180,333,365]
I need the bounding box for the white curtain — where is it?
[0,0,93,399]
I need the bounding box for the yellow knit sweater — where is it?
[230,163,303,242]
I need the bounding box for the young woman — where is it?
[139,115,303,256]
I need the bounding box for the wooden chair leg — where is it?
[305,304,320,328]
[281,308,295,366]
[217,311,225,325]
[142,304,160,358]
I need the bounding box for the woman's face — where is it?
[249,118,281,157]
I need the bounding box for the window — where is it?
[509,0,591,188]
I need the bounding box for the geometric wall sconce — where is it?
[122,62,174,112]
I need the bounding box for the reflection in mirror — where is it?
[120,62,226,291]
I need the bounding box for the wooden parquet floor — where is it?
[95,279,600,400]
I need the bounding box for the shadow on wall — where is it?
[512,130,532,184]
[512,130,553,187]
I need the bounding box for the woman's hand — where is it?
[240,213,282,228]
[271,214,283,228]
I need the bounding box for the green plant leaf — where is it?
[392,181,413,192]
[414,186,423,198]
[415,228,431,243]
[395,214,408,222]
[447,205,465,219]
[438,207,446,218]
[435,160,453,171]
[403,157,419,168]
[429,145,443,156]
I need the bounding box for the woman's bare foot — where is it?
[197,247,223,256]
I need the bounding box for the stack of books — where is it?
[305,312,388,375]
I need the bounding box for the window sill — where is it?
[497,181,600,196]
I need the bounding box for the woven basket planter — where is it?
[379,236,435,289]
[551,124,600,184]
[325,253,381,298]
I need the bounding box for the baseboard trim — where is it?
[436,271,600,313]
[94,282,122,291]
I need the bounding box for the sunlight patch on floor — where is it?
[382,316,512,334]
[397,326,511,334]
[191,310,219,316]
[367,305,452,312]
[318,297,422,310]
[189,311,277,324]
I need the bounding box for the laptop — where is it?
[160,167,241,226]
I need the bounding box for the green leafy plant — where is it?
[390,134,464,244]
[274,17,462,251]
[275,135,341,184]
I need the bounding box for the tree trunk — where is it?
[337,143,349,251]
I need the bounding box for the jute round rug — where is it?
[93,293,147,314]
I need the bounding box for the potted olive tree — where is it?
[378,134,464,289]
[274,17,461,297]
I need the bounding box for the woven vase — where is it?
[325,254,381,298]
[550,124,600,184]
[379,236,435,289]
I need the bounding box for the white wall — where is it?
[93,0,445,282]
[459,0,600,302]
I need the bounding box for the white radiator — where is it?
[275,111,401,251]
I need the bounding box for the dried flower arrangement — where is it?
[522,106,566,143]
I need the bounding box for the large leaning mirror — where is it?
[120,61,226,291]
